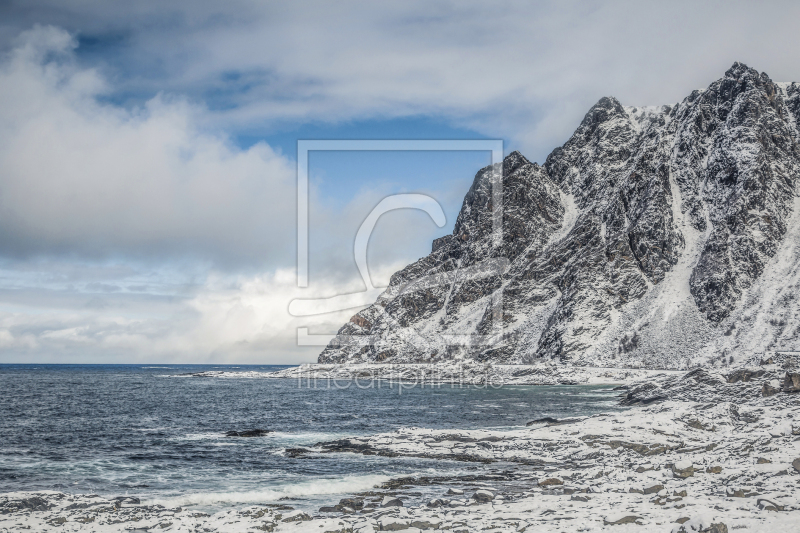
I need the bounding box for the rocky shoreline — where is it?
[2,364,799,532]
[187,361,682,386]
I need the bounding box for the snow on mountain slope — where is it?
[319,63,800,369]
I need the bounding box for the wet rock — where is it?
[225,429,271,438]
[381,496,403,508]
[338,498,364,511]
[526,417,559,426]
[706,466,722,474]
[113,496,140,507]
[284,447,312,458]
[792,458,800,473]
[316,439,379,456]
[446,488,464,495]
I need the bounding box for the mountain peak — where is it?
[725,61,755,79]
[502,150,531,175]
[319,65,800,369]
[579,96,626,129]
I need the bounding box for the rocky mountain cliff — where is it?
[319,63,800,369]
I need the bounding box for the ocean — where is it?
[0,364,622,512]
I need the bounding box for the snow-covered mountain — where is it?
[319,63,800,369]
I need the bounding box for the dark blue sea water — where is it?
[0,365,621,511]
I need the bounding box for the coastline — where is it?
[2,365,798,532]
[187,361,685,386]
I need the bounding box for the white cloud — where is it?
[0,25,297,266]
[4,2,798,160]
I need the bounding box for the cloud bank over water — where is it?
[0,27,414,362]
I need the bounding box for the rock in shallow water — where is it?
[381,496,403,507]
[337,497,363,511]
[224,429,271,437]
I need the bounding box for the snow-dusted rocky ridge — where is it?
[319,63,800,368]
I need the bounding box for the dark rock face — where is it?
[683,65,799,322]
[320,63,800,367]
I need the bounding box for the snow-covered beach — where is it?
[3,362,798,533]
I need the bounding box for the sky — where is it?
[0,0,799,364]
